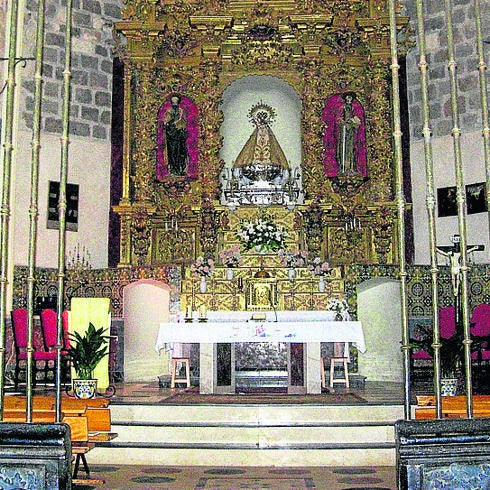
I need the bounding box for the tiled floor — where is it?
[75,464,397,489]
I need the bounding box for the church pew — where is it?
[415,395,490,419]
[60,396,109,413]
[3,395,108,413]
[85,406,118,442]
[3,396,57,422]
[63,414,104,486]
[3,395,115,485]
[4,395,55,411]
[2,409,56,423]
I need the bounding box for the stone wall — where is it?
[8,0,123,272]
[20,0,122,140]
[404,0,490,140]
[404,1,490,264]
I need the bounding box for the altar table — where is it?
[155,311,365,394]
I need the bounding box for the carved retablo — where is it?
[112,0,409,306]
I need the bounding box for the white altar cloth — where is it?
[155,311,365,394]
[155,319,365,353]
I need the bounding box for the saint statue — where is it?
[322,92,367,178]
[156,94,199,180]
[163,95,188,176]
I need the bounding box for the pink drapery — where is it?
[156,96,199,180]
[322,93,367,178]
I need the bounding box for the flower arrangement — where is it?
[278,249,308,268]
[219,246,242,268]
[308,257,332,276]
[326,298,349,315]
[190,256,215,277]
[236,215,287,252]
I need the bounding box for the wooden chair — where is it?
[40,308,71,383]
[320,357,326,388]
[11,308,57,388]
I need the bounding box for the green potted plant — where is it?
[67,322,110,399]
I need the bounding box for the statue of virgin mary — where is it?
[233,102,290,186]
[220,102,303,207]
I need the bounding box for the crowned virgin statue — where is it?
[221,102,302,207]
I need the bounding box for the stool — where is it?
[329,357,349,388]
[170,358,191,388]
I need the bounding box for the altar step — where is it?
[89,402,403,467]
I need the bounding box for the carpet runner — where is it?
[159,391,367,404]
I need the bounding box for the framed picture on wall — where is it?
[437,186,457,217]
[466,182,487,215]
[47,181,79,232]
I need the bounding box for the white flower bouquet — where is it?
[308,257,332,276]
[190,256,215,277]
[326,298,349,314]
[278,249,308,268]
[219,246,242,268]
[236,215,287,252]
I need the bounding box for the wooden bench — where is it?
[415,395,490,419]
[2,395,117,485]
[3,396,57,423]
[64,403,117,485]
[85,406,118,442]
[3,409,56,423]
[63,413,104,486]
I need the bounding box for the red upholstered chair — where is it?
[62,310,71,350]
[470,304,490,364]
[11,308,56,389]
[40,308,71,383]
[439,306,456,340]
[411,306,456,365]
[40,309,58,353]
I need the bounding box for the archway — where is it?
[123,279,170,382]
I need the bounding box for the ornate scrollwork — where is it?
[330,174,369,197]
[230,39,294,66]
[120,0,158,22]
[114,0,408,267]
[156,27,198,58]
[155,226,195,263]
[328,226,366,264]
[373,206,395,264]
[322,25,369,56]
[158,0,201,17]
[131,211,152,265]
[133,64,158,202]
[199,197,220,258]
[302,200,325,257]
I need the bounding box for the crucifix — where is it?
[437,234,484,327]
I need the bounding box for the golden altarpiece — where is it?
[113,0,409,318]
